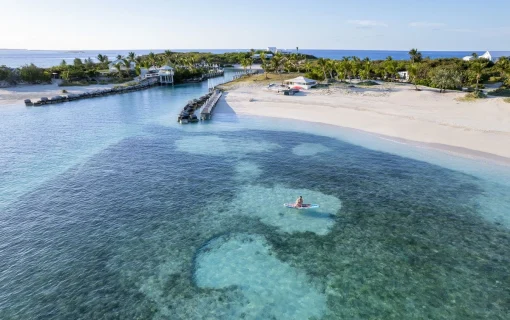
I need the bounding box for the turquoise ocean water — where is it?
[1,70,510,319]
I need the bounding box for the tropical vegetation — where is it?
[1,49,509,94]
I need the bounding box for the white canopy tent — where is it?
[283,76,317,89]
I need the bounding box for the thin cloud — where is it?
[409,22,446,28]
[448,28,474,33]
[347,20,388,28]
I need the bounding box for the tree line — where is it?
[1,49,509,92]
[252,49,510,93]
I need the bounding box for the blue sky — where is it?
[1,0,509,50]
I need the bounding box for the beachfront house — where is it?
[139,65,174,84]
[283,76,317,89]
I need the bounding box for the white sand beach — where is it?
[217,80,510,162]
[0,83,115,106]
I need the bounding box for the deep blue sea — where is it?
[2,49,510,68]
[1,69,510,319]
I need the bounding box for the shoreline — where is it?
[216,79,510,165]
[0,83,117,106]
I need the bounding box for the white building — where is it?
[462,51,493,62]
[251,53,273,59]
[398,71,409,81]
[283,76,317,89]
[139,65,174,84]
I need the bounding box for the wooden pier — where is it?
[200,90,222,120]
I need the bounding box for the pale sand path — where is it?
[0,83,115,106]
[217,82,510,161]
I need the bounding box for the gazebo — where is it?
[283,76,317,89]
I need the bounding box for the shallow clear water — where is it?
[1,75,510,319]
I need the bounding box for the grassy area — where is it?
[456,91,487,102]
[59,81,90,87]
[219,72,305,90]
[488,88,510,97]
[113,81,138,88]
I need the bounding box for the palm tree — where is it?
[123,59,131,71]
[60,59,67,67]
[287,53,300,72]
[408,63,420,90]
[362,57,371,80]
[335,61,346,81]
[116,54,123,61]
[495,57,510,81]
[304,61,312,73]
[408,48,422,63]
[384,56,397,81]
[350,57,361,81]
[317,58,329,81]
[470,60,486,91]
[271,53,285,82]
[240,58,249,73]
[296,46,299,53]
[128,52,136,62]
[339,57,353,82]
[114,63,122,78]
[260,52,268,79]
[148,52,156,67]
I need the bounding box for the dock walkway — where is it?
[200,90,223,120]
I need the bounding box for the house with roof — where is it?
[139,65,174,84]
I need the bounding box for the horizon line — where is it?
[1,48,507,52]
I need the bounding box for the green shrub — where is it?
[415,79,431,87]
[470,90,487,98]
[458,91,487,101]
[0,66,12,81]
[304,71,324,81]
[19,64,51,83]
[503,97,510,103]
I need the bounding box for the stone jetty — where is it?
[177,91,214,124]
[200,90,222,120]
[26,78,159,107]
